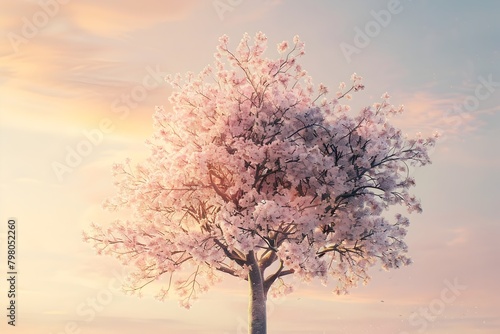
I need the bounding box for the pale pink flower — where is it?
[277,40,289,53]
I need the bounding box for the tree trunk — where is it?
[247,251,267,334]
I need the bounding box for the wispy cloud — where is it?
[389,90,494,139]
[67,1,200,35]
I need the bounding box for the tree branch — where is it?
[213,238,247,266]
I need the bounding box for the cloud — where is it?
[67,0,200,35]
[445,227,468,247]
[0,1,39,33]
[389,91,485,139]
[1,31,168,135]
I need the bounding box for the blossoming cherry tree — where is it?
[84,32,438,334]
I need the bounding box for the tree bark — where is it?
[247,251,267,334]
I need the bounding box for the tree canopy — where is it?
[84,32,438,310]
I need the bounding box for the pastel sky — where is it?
[1,1,499,333]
